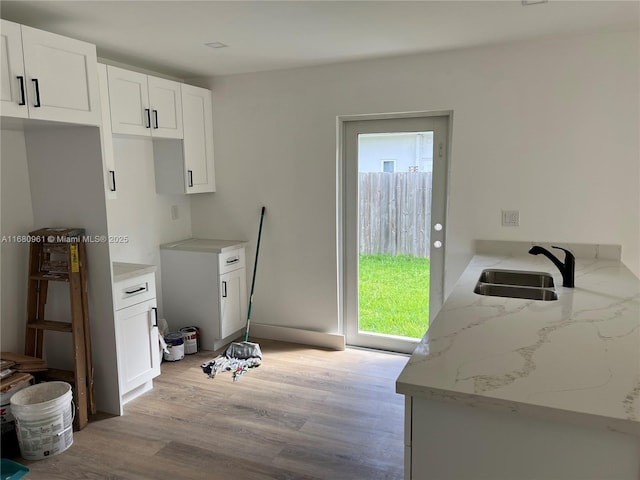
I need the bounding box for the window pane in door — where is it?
[357,131,433,339]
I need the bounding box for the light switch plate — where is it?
[502,210,520,226]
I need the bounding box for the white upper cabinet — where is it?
[154,84,215,194]
[106,65,183,139]
[1,20,27,118]
[148,76,183,138]
[0,19,100,125]
[97,64,117,198]
[182,84,215,193]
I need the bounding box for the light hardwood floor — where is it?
[14,339,408,479]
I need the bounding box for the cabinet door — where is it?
[20,25,100,125]
[219,269,247,339]
[181,84,215,193]
[148,76,183,139]
[97,64,116,198]
[115,299,160,394]
[0,19,28,118]
[107,65,151,136]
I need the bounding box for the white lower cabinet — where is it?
[219,268,248,339]
[405,396,640,480]
[113,269,161,408]
[160,239,247,352]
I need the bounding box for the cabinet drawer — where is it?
[114,273,156,310]
[218,248,245,274]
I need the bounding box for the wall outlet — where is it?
[171,205,179,220]
[502,210,519,226]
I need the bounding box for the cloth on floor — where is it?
[201,353,261,381]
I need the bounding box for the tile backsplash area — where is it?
[474,240,621,260]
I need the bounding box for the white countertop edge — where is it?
[396,381,640,438]
[159,238,247,253]
[112,262,157,283]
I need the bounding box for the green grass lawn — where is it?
[358,254,430,339]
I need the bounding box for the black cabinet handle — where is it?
[145,108,151,128]
[226,258,239,265]
[153,110,158,129]
[124,286,146,295]
[109,170,116,192]
[221,281,227,298]
[32,79,41,107]
[151,307,158,327]
[17,76,26,105]
[187,170,193,187]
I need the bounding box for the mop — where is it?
[202,207,265,381]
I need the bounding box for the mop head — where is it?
[201,341,262,381]
[225,341,262,360]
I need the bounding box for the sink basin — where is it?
[477,269,555,288]
[474,283,558,301]
[474,269,558,301]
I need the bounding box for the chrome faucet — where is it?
[528,245,575,288]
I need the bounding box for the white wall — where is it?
[23,126,121,413]
[190,29,639,337]
[105,136,192,315]
[0,129,34,352]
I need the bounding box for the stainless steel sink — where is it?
[474,268,558,301]
[477,269,555,288]
[474,283,558,301]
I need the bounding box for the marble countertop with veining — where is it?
[396,253,640,436]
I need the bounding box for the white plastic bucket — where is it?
[10,382,74,460]
[179,327,199,354]
[164,333,185,362]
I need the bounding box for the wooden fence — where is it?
[359,172,432,258]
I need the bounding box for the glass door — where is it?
[342,115,449,353]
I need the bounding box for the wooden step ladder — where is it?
[25,227,96,430]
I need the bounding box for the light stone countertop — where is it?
[112,262,157,283]
[159,238,246,253]
[396,253,640,436]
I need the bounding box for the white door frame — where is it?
[336,110,453,353]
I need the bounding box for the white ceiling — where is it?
[1,1,638,79]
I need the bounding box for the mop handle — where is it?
[245,206,266,342]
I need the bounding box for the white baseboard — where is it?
[249,324,345,351]
[120,380,153,414]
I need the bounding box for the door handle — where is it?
[32,79,41,107]
[187,170,193,187]
[109,170,116,192]
[17,76,26,105]
[151,307,158,327]
[145,108,151,128]
[153,109,158,129]
[221,281,227,298]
